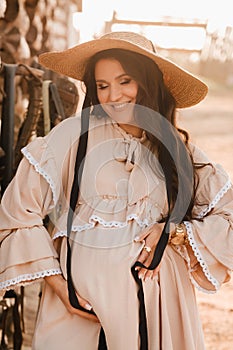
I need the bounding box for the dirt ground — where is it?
[179,83,233,350]
[3,82,233,349]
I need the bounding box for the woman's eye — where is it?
[97,84,108,90]
[120,79,131,85]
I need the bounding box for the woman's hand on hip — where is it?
[134,222,165,281]
[44,274,100,323]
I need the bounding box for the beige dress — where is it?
[0,115,233,350]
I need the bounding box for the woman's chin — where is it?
[102,104,136,125]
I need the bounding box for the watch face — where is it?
[171,235,185,245]
[170,230,186,245]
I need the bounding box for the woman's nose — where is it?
[109,85,121,101]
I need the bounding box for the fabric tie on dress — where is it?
[113,132,146,172]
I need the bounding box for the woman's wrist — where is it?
[44,274,67,297]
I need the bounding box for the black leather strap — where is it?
[0,63,17,194]
[66,101,107,348]
[66,102,90,310]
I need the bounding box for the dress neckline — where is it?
[111,120,147,143]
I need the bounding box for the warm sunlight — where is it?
[73,0,233,50]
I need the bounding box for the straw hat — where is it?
[38,31,208,108]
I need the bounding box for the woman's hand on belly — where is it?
[44,274,100,323]
[134,222,165,281]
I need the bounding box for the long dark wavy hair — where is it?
[81,48,209,221]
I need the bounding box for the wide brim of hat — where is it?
[38,37,208,108]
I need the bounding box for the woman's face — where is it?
[95,58,138,125]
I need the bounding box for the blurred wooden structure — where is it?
[201,26,233,85]
[0,0,79,63]
[104,11,233,85]
[105,11,208,52]
[0,0,80,190]
[0,1,80,349]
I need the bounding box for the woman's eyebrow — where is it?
[95,74,130,83]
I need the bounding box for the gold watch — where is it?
[169,223,188,245]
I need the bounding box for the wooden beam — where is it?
[105,12,207,29]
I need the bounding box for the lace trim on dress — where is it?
[197,179,232,219]
[175,180,231,292]
[53,213,150,240]
[0,268,62,291]
[183,221,220,291]
[174,245,217,294]
[21,147,57,205]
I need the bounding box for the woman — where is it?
[0,31,232,350]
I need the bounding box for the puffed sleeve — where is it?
[0,137,62,292]
[180,146,233,293]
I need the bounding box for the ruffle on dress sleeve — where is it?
[0,138,62,291]
[21,136,61,206]
[174,146,233,293]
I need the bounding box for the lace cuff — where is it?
[184,221,219,291]
[1,268,62,291]
[178,178,232,292]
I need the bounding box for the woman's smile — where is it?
[95,58,143,136]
